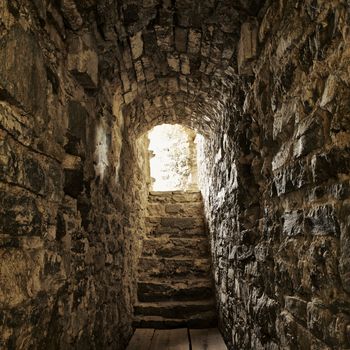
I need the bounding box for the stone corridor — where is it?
[1,0,350,349]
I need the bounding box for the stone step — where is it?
[132,311,217,329]
[134,299,215,319]
[147,226,207,238]
[148,191,202,204]
[142,237,209,259]
[138,257,211,279]
[146,217,205,230]
[137,279,214,302]
[147,202,204,218]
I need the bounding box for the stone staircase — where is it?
[133,191,217,329]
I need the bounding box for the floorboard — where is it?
[190,328,227,350]
[149,328,189,350]
[126,328,227,350]
[126,329,155,350]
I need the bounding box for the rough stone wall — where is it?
[0,1,148,349]
[199,1,350,349]
[2,0,350,349]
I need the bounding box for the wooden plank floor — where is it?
[190,329,227,350]
[126,328,227,350]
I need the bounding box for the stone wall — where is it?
[0,1,148,349]
[1,0,350,349]
[198,1,350,349]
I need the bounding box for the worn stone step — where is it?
[147,226,207,238]
[134,299,215,319]
[137,279,214,302]
[142,237,209,258]
[146,216,205,230]
[147,202,204,218]
[148,191,202,204]
[132,311,217,329]
[138,258,211,279]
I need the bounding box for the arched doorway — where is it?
[132,124,216,329]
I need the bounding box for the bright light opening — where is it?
[148,124,198,191]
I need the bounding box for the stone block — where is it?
[285,296,307,323]
[122,44,134,70]
[0,25,47,123]
[237,21,258,75]
[137,280,213,302]
[188,29,201,54]
[294,115,324,158]
[320,75,338,108]
[134,60,145,82]
[23,157,46,194]
[164,204,182,214]
[32,0,47,21]
[61,0,83,30]
[142,237,209,259]
[272,101,296,141]
[68,34,98,89]
[272,142,292,171]
[167,53,180,72]
[168,77,179,93]
[282,210,304,236]
[0,130,64,198]
[138,257,211,279]
[124,90,137,104]
[311,154,337,183]
[147,203,164,216]
[305,205,340,236]
[180,54,191,75]
[259,6,273,43]
[0,190,43,236]
[130,31,143,60]
[307,301,349,346]
[274,160,311,196]
[160,217,199,230]
[0,247,45,308]
[155,25,173,52]
[62,154,82,170]
[175,27,187,52]
[277,310,331,350]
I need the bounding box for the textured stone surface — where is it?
[1,0,350,349]
[237,20,258,75]
[197,1,350,349]
[67,33,99,89]
[0,25,47,128]
[0,2,148,349]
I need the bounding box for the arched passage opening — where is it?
[128,121,218,329]
[118,73,265,343]
[148,123,198,191]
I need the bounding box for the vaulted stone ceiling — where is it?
[64,0,266,135]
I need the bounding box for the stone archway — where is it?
[1,1,350,349]
[130,123,217,329]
